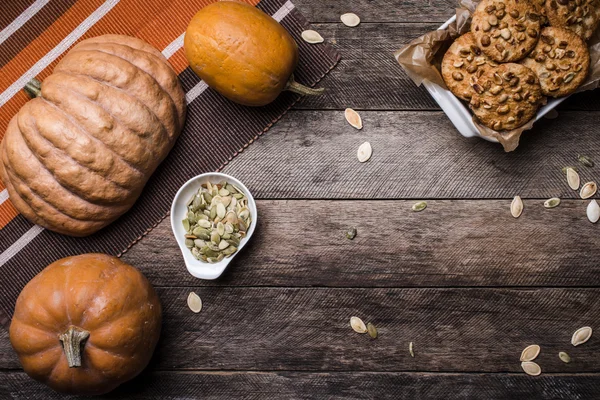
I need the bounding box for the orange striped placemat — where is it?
[0,0,340,326]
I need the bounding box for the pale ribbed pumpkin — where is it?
[0,34,186,236]
[9,254,162,395]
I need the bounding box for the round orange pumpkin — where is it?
[0,34,186,237]
[184,1,322,106]
[9,254,162,395]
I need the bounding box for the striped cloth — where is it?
[0,0,340,327]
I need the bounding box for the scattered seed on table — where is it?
[571,326,592,346]
[350,316,368,333]
[521,361,541,376]
[578,155,594,168]
[345,108,362,129]
[511,196,523,218]
[187,292,202,313]
[587,200,600,223]
[340,12,360,27]
[301,30,324,44]
[558,351,571,363]
[345,227,357,240]
[357,142,372,162]
[519,345,540,362]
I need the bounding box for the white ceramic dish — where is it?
[170,172,257,280]
[422,15,568,143]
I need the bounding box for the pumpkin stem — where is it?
[24,78,42,98]
[59,326,90,368]
[284,74,324,97]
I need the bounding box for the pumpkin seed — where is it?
[520,344,540,361]
[182,181,251,263]
[521,361,541,376]
[587,200,600,223]
[578,155,594,168]
[412,201,427,212]
[340,12,360,27]
[566,167,580,190]
[345,227,357,240]
[198,219,212,228]
[350,316,367,333]
[544,109,559,119]
[562,166,577,175]
[580,182,597,199]
[559,351,571,363]
[345,108,363,129]
[301,29,324,44]
[357,142,372,162]
[367,322,378,339]
[544,197,560,208]
[409,342,414,357]
[511,196,523,218]
[187,292,202,313]
[571,326,592,346]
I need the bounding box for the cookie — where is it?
[545,0,600,41]
[441,33,496,100]
[521,26,590,96]
[531,0,550,24]
[469,63,545,131]
[471,0,542,62]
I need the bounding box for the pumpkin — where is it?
[184,1,323,106]
[0,34,186,237]
[9,254,162,395]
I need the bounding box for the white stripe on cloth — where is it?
[0,0,51,46]
[272,0,295,22]
[162,33,184,59]
[0,0,120,108]
[0,0,297,267]
[0,225,44,265]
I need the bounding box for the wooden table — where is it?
[2,0,600,398]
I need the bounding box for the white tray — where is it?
[422,15,568,143]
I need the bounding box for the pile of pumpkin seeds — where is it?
[182,181,251,263]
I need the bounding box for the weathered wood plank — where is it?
[293,0,458,23]
[222,111,600,199]
[116,200,600,288]
[2,370,600,399]
[2,288,600,371]
[292,23,600,111]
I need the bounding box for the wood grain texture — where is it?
[2,370,600,399]
[291,23,600,111]
[222,110,600,199]
[293,0,458,23]
[115,200,600,288]
[2,287,600,372]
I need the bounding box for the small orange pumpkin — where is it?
[184,1,323,106]
[9,254,162,395]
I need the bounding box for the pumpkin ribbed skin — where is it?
[9,254,162,395]
[0,35,186,236]
[184,1,299,106]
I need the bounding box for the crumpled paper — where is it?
[394,0,600,152]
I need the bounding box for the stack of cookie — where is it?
[442,0,595,132]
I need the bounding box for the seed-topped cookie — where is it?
[545,0,600,41]
[521,27,590,96]
[442,33,497,100]
[469,63,545,131]
[531,0,550,24]
[471,0,542,62]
